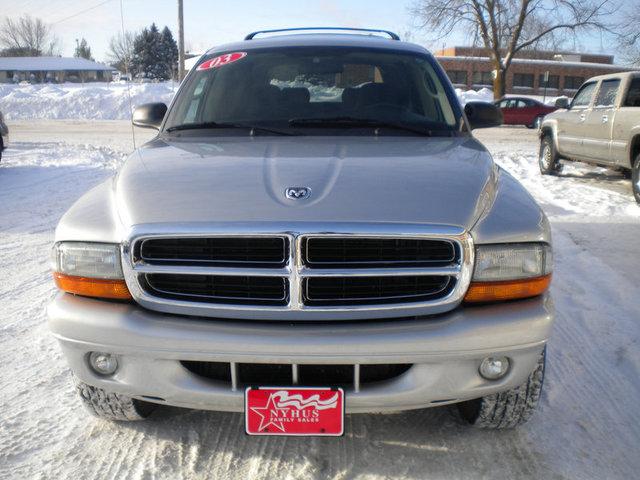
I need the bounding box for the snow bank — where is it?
[0,82,177,120]
[455,87,494,105]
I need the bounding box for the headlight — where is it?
[51,242,132,300]
[464,243,552,303]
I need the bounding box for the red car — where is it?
[495,97,558,129]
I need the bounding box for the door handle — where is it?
[602,114,608,123]
[579,113,586,121]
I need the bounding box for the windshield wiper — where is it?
[288,116,440,136]
[166,121,294,136]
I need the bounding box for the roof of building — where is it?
[0,57,115,71]
[436,55,632,71]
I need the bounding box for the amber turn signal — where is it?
[53,272,132,300]
[464,274,551,303]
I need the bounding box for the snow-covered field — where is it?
[0,82,178,120]
[1,123,639,479]
[0,82,502,122]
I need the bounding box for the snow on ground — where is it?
[0,82,177,120]
[1,124,639,479]
[0,81,499,120]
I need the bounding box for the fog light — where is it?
[89,352,118,376]
[479,356,510,380]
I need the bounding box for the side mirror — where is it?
[555,97,570,109]
[464,101,503,129]
[132,102,167,130]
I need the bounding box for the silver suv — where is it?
[48,28,553,432]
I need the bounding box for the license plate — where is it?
[245,387,344,436]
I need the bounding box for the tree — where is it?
[0,15,59,57]
[130,24,178,80]
[159,26,178,79]
[74,37,93,61]
[618,8,640,66]
[107,30,135,73]
[411,0,615,99]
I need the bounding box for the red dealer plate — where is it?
[245,387,344,436]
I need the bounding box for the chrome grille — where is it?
[124,228,474,321]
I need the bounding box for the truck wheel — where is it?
[457,347,546,429]
[75,378,157,421]
[632,154,640,204]
[539,136,562,175]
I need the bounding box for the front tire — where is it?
[457,347,546,429]
[75,378,157,421]
[632,153,640,204]
[527,116,543,129]
[539,135,562,175]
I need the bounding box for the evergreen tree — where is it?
[159,26,178,80]
[130,23,177,80]
[74,38,93,61]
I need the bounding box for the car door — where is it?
[611,76,640,165]
[581,78,621,164]
[519,99,539,126]
[498,99,517,125]
[556,81,598,158]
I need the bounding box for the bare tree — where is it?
[410,0,615,98]
[618,8,640,66]
[106,30,135,73]
[0,15,59,56]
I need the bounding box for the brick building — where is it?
[435,46,633,96]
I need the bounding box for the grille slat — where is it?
[303,238,456,268]
[303,276,452,306]
[139,237,287,267]
[143,273,288,305]
[181,361,412,388]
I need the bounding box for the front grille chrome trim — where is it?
[122,225,474,321]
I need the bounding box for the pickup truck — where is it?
[48,28,553,433]
[539,71,640,203]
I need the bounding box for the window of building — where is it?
[513,73,534,88]
[539,74,560,89]
[472,71,493,86]
[624,77,640,107]
[564,76,584,90]
[447,70,467,85]
[594,79,620,107]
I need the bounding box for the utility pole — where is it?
[177,0,185,81]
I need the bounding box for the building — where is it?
[0,57,116,84]
[435,46,633,96]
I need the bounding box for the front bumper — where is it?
[48,293,553,413]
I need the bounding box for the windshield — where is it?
[164,47,460,135]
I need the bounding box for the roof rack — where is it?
[244,27,400,41]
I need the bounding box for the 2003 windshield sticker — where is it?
[197,52,247,71]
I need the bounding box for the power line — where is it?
[51,0,114,25]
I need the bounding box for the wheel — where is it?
[632,153,640,204]
[539,135,562,175]
[75,378,157,421]
[457,347,546,429]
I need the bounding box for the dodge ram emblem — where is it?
[285,187,311,200]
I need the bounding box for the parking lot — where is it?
[1,121,639,479]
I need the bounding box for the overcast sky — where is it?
[2,0,623,63]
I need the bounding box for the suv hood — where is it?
[115,136,497,230]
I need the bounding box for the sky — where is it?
[1,0,624,63]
